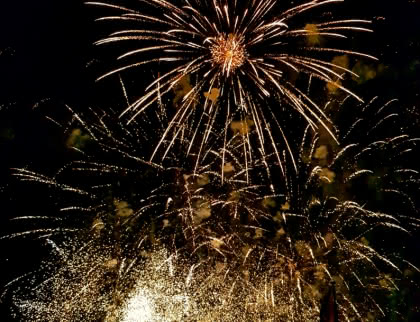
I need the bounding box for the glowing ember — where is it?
[210,33,246,75]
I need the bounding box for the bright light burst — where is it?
[121,290,154,322]
[87,0,376,174]
[210,33,246,74]
[3,97,419,321]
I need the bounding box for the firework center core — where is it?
[211,33,246,74]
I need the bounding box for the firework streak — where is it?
[87,0,376,180]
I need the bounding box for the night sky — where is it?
[0,0,419,170]
[0,0,420,320]
[0,0,419,168]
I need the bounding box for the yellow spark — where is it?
[211,33,246,75]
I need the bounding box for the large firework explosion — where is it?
[87,0,376,177]
[1,1,419,321]
[2,94,418,320]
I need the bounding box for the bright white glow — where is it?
[121,289,155,322]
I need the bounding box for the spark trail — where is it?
[87,0,376,177]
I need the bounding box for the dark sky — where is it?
[0,0,419,319]
[0,1,418,223]
[0,0,419,106]
[0,0,93,104]
[0,0,419,250]
[0,0,419,101]
[0,0,417,170]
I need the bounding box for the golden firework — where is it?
[210,33,246,76]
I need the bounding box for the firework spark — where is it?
[210,33,246,75]
[87,0,376,177]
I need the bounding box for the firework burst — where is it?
[87,0,376,177]
[3,96,419,320]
